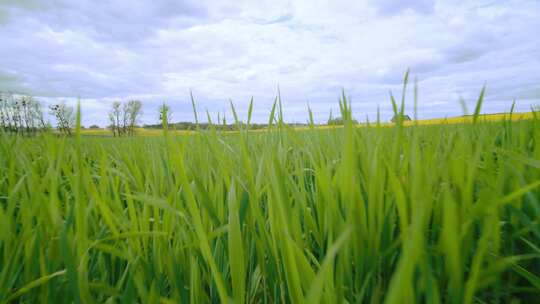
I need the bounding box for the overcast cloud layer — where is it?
[1,0,539,126]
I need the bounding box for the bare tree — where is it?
[1,92,47,135]
[0,92,16,132]
[33,98,48,130]
[109,101,121,137]
[50,102,75,136]
[21,96,47,132]
[12,97,22,132]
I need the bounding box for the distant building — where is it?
[390,114,412,123]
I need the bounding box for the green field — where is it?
[79,112,536,137]
[1,99,540,303]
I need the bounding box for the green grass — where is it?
[1,90,540,303]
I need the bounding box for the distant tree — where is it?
[327,116,358,125]
[109,101,121,136]
[109,100,142,136]
[121,102,129,134]
[50,102,75,136]
[0,92,21,133]
[390,114,411,123]
[126,100,142,136]
[1,92,48,135]
[89,124,100,129]
[0,93,8,130]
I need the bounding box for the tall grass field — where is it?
[1,87,540,303]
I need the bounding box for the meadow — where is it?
[1,89,540,303]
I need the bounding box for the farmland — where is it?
[1,98,540,303]
[79,111,536,137]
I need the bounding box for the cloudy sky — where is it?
[1,0,539,126]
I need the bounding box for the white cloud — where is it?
[0,0,539,126]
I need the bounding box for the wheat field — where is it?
[1,90,540,303]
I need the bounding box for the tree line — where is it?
[0,92,75,136]
[2,91,366,136]
[0,92,145,136]
[142,121,309,131]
